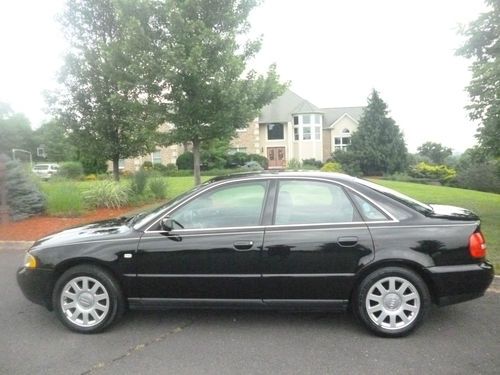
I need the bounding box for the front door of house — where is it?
[267,147,286,169]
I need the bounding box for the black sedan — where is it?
[17,172,494,337]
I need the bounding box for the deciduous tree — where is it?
[417,142,452,164]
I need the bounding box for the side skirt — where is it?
[128,298,349,312]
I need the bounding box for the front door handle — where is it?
[233,240,254,251]
[338,236,359,247]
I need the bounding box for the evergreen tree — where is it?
[344,90,407,175]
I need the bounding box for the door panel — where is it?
[137,229,264,299]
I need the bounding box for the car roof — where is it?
[209,170,358,183]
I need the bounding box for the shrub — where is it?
[152,163,175,174]
[409,162,456,184]
[84,181,130,209]
[44,182,84,216]
[456,161,500,193]
[130,169,148,196]
[58,161,84,179]
[321,162,343,173]
[176,152,194,170]
[84,174,97,181]
[142,161,153,171]
[149,178,167,199]
[226,152,249,168]
[248,154,268,169]
[80,156,108,175]
[287,158,302,170]
[302,158,323,169]
[5,160,46,220]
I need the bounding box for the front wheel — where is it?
[52,265,124,333]
[355,267,431,337]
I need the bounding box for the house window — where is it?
[314,114,321,124]
[334,136,351,151]
[152,151,162,164]
[118,159,125,169]
[303,126,311,140]
[267,123,284,140]
[293,116,299,125]
[302,114,311,124]
[294,127,299,141]
[314,126,321,140]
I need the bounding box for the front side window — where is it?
[267,123,284,140]
[170,181,267,229]
[274,180,355,225]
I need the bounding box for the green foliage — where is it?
[84,181,130,209]
[176,152,194,170]
[226,152,249,168]
[248,154,268,169]
[302,158,323,169]
[32,120,76,162]
[44,181,84,217]
[130,169,148,196]
[287,158,302,170]
[417,142,453,164]
[0,104,33,156]
[331,150,362,176]
[408,162,457,184]
[456,160,500,193]
[53,0,165,181]
[348,90,408,175]
[149,178,167,199]
[156,0,287,184]
[142,161,153,171]
[5,160,45,220]
[79,155,108,175]
[320,162,343,173]
[457,0,500,158]
[58,161,84,179]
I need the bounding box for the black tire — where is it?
[52,264,125,333]
[354,267,431,337]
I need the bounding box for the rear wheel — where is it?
[52,265,124,333]
[355,267,430,337]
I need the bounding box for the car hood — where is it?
[428,204,479,221]
[32,217,135,249]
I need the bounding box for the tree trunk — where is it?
[112,155,120,181]
[192,140,201,186]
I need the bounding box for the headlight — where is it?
[23,253,37,269]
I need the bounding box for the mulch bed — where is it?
[0,208,132,241]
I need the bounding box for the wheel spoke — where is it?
[403,293,416,303]
[389,314,397,328]
[388,278,396,292]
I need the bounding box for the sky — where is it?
[0,0,488,153]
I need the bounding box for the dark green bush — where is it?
[130,169,148,195]
[142,161,153,171]
[456,161,500,193]
[176,152,194,170]
[80,156,108,175]
[302,158,323,169]
[58,161,84,179]
[226,152,249,168]
[247,154,268,169]
[6,160,46,220]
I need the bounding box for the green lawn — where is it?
[371,179,500,271]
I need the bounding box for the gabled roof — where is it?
[321,107,364,129]
[259,89,321,123]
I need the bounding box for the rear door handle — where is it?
[233,240,254,251]
[337,236,359,247]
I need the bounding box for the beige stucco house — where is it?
[115,89,363,171]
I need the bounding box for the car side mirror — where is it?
[160,217,174,232]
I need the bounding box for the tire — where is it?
[354,267,431,337]
[52,264,125,333]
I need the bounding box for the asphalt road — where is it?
[1,243,499,375]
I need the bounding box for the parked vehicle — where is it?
[17,172,493,336]
[32,163,59,180]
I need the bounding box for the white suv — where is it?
[32,163,59,180]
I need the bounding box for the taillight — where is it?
[469,232,486,259]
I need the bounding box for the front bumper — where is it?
[427,262,494,306]
[17,267,55,310]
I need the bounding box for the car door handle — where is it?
[337,236,359,247]
[233,241,254,251]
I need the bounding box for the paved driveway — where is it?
[1,243,499,375]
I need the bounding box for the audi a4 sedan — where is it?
[17,172,494,336]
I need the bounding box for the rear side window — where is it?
[274,180,355,225]
[351,194,389,221]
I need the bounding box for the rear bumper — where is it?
[17,267,54,310]
[427,262,494,306]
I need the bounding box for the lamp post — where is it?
[11,148,32,168]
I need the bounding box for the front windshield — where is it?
[131,180,212,229]
[356,178,433,215]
